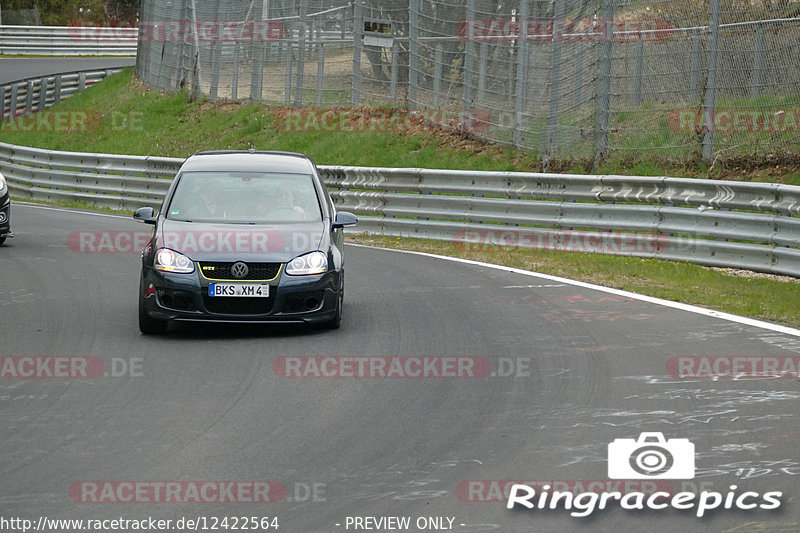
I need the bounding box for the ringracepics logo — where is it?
[608,432,694,479]
[507,433,783,517]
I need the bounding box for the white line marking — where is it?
[15,202,130,219]
[347,243,800,338]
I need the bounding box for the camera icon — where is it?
[608,432,695,479]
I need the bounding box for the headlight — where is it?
[155,248,195,273]
[286,251,328,275]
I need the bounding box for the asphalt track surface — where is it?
[1,203,799,533]
[0,58,136,85]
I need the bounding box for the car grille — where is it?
[203,295,275,315]
[199,262,282,281]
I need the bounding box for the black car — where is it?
[0,172,12,245]
[133,150,357,334]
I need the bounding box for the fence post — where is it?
[210,43,221,99]
[546,0,565,156]
[751,26,764,99]
[408,0,420,110]
[594,0,614,165]
[352,0,363,107]
[513,1,530,149]
[702,0,721,161]
[633,41,644,106]
[689,34,701,103]
[285,40,293,105]
[477,42,488,107]
[390,41,399,102]
[295,0,307,108]
[316,44,325,106]
[463,0,475,112]
[231,46,240,100]
[573,44,584,109]
[433,43,443,108]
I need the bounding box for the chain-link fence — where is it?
[135,0,800,164]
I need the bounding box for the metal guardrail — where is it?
[0,69,123,121]
[2,140,800,277]
[0,25,137,56]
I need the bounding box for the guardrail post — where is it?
[54,75,62,104]
[78,72,86,91]
[0,86,7,121]
[9,84,18,119]
[25,80,34,115]
[702,0,721,161]
[37,77,47,112]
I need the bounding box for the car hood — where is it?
[156,219,326,263]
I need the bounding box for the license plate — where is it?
[208,283,270,297]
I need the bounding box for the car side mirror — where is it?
[333,211,358,228]
[133,206,157,224]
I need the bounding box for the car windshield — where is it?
[166,171,322,223]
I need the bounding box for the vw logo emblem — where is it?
[231,262,249,279]
[0,212,6,223]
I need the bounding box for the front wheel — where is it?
[0,237,5,246]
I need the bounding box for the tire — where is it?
[139,280,168,334]
[0,237,5,246]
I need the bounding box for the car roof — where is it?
[179,150,315,174]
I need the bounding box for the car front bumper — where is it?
[140,266,340,324]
